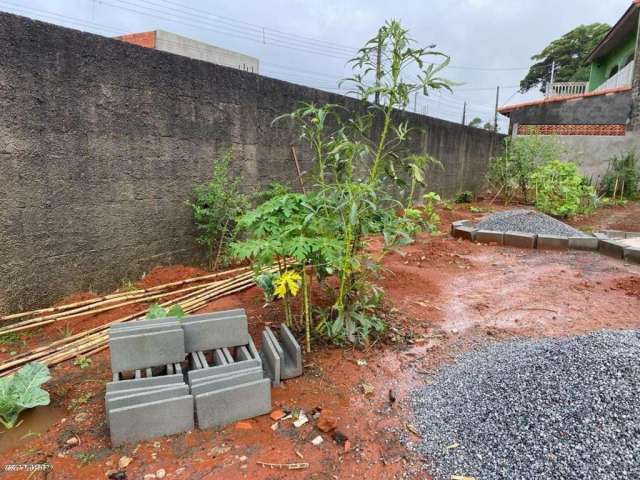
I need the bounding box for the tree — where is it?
[468,117,482,128]
[483,121,496,132]
[519,23,610,93]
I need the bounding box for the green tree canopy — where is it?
[520,23,610,93]
[468,117,483,128]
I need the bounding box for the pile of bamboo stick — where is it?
[0,265,271,377]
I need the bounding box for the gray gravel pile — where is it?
[408,331,640,479]
[476,209,588,237]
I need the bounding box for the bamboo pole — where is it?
[0,266,272,375]
[0,265,251,322]
[0,280,227,335]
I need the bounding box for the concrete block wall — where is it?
[0,12,502,313]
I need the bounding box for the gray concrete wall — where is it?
[560,133,640,182]
[0,12,501,313]
[508,91,632,126]
[155,30,259,73]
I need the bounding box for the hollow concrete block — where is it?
[537,234,568,250]
[194,379,271,430]
[474,230,504,245]
[181,313,250,353]
[110,318,179,331]
[624,247,640,264]
[109,395,194,447]
[235,346,251,361]
[598,239,625,259]
[187,359,261,384]
[568,237,599,251]
[106,384,189,411]
[109,329,186,373]
[189,368,264,396]
[504,231,537,249]
[260,330,281,386]
[109,322,181,338]
[278,324,303,379]
[626,231,640,239]
[106,373,184,393]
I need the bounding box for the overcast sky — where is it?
[0,0,633,131]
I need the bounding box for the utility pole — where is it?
[493,86,500,133]
[461,101,467,125]
[548,60,556,96]
[374,35,382,105]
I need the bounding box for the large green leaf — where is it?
[0,362,51,429]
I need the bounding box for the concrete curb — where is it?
[449,221,640,265]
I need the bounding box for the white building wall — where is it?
[155,30,259,73]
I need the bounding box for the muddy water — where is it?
[0,405,64,454]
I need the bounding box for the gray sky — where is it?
[0,0,633,131]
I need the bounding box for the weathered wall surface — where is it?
[508,91,632,126]
[559,133,640,181]
[0,12,500,313]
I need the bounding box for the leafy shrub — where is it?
[455,191,473,203]
[600,151,639,199]
[190,150,248,270]
[0,362,51,429]
[488,135,564,203]
[145,303,185,320]
[530,160,596,217]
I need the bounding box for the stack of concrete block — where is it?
[106,309,304,445]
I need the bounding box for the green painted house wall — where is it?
[588,33,637,91]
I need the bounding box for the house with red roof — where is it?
[499,1,640,138]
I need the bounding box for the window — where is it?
[623,53,634,68]
[608,65,619,78]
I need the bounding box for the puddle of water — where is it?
[0,405,64,454]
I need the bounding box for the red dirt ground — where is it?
[1,201,639,479]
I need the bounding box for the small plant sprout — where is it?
[74,357,92,369]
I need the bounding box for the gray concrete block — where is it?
[187,359,261,384]
[264,327,284,373]
[474,230,504,245]
[189,352,203,370]
[212,349,227,366]
[110,318,179,331]
[278,324,303,379]
[110,329,186,373]
[197,351,209,368]
[593,232,609,240]
[260,330,281,386]
[190,368,264,396]
[107,384,189,411]
[109,322,181,338]
[626,231,640,239]
[247,338,260,361]
[602,229,627,239]
[181,313,250,353]
[504,231,537,249]
[185,309,246,321]
[106,384,185,402]
[568,236,599,251]
[109,395,194,447]
[222,348,234,364]
[537,234,569,250]
[235,346,251,361]
[106,374,184,393]
[598,239,625,259]
[452,225,476,241]
[624,247,640,264]
[194,379,271,430]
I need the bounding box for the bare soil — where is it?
[1,201,639,479]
